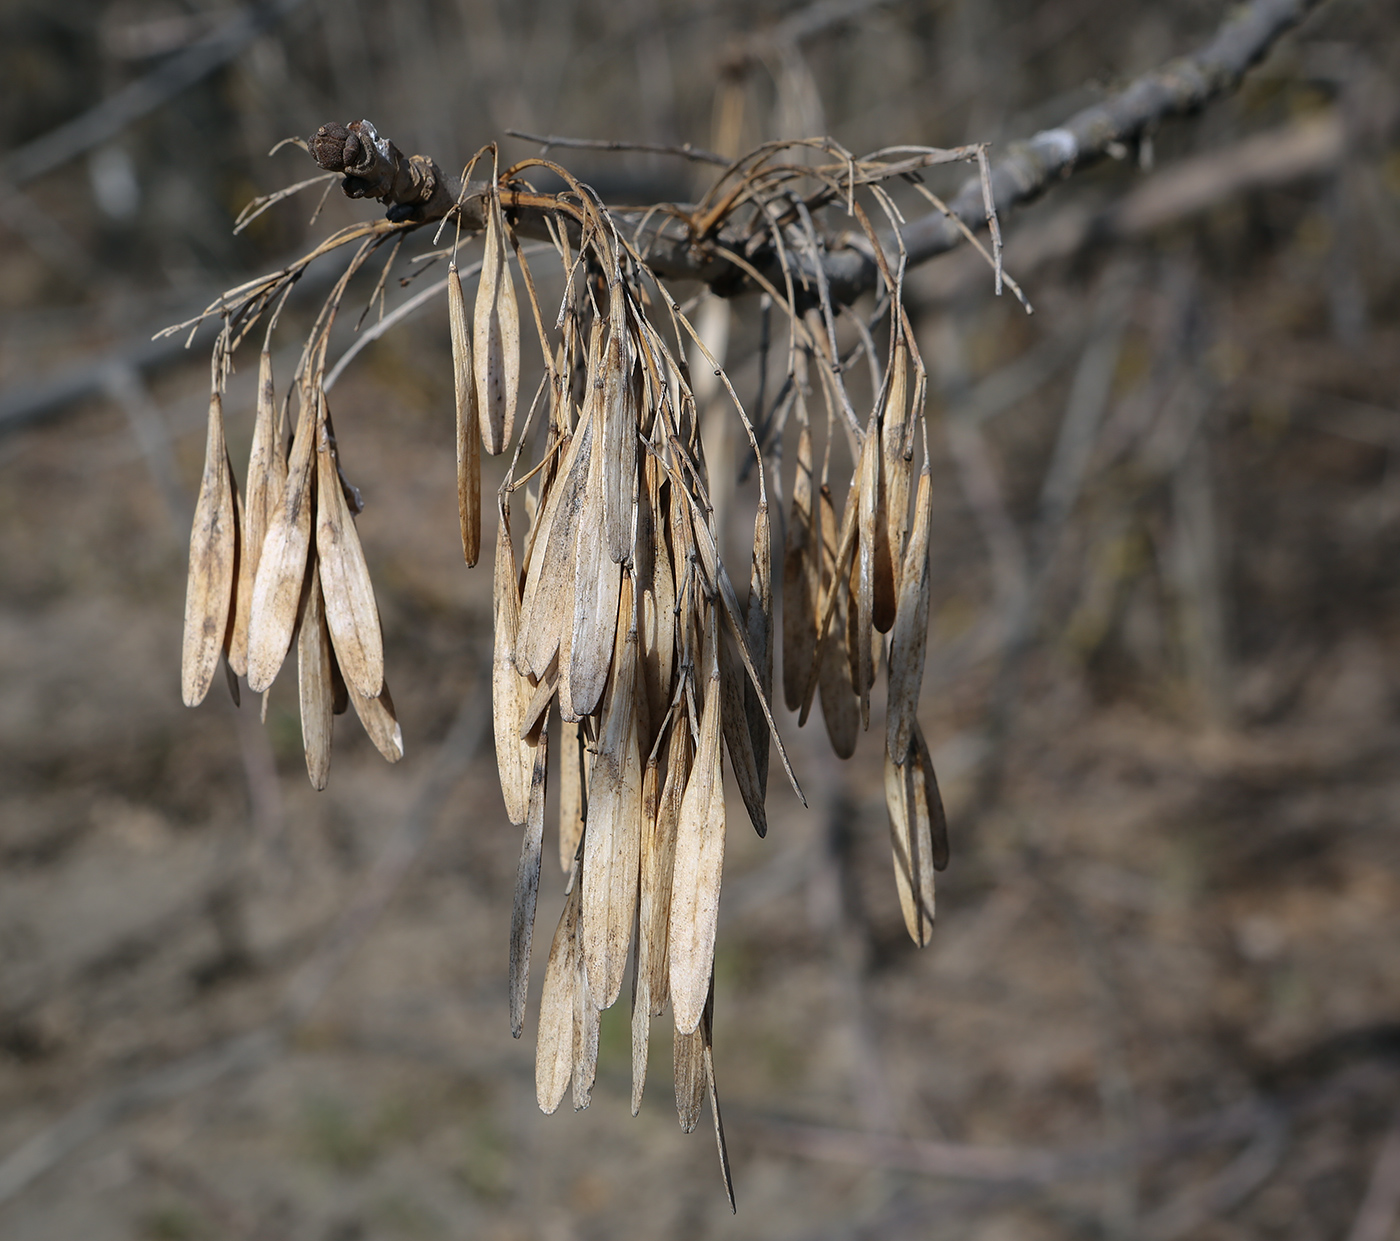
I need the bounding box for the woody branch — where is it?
[307,0,1325,305]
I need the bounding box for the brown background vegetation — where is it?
[2,1,1400,1238]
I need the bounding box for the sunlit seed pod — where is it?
[602,296,636,564]
[450,264,482,565]
[645,705,689,1018]
[473,192,520,455]
[569,400,622,718]
[231,349,285,675]
[558,718,587,875]
[297,557,334,791]
[668,611,726,1036]
[536,866,580,1114]
[518,656,558,742]
[632,745,663,1116]
[246,385,318,694]
[884,740,918,941]
[674,1014,706,1134]
[347,675,404,763]
[572,904,599,1111]
[316,413,384,702]
[181,389,238,707]
[580,571,641,1010]
[509,719,549,1038]
[517,400,593,681]
[492,502,531,825]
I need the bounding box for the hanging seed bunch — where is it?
[169,127,1014,1200]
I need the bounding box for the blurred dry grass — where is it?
[3,1,1400,1238]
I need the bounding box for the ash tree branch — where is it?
[828,0,1329,296]
[307,0,1326,305]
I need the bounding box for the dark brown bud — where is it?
[310,122,352,172]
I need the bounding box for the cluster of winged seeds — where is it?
[174,132,1000,1198]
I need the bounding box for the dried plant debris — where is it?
[170,132,994,1201]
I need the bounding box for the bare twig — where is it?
[505,130,728,166]
[100,363,190,531]
[299,0,1325,310]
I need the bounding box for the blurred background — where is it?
[3,1,1400,1238]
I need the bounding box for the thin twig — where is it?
[505,129,729,166]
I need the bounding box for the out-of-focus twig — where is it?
[1140,1106,1289,1241]
[505,130,728,166]
[101,363,189,531]
[8,0,312,188]
[975,265,1139,802]
[756,1095,1267,1184]
[1345,1103,1400,1241]
[0,679,489,1209]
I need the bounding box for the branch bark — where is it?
[308,0,1326,304]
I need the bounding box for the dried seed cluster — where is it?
[173,133,1001,1201]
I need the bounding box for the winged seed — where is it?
[473,194,520,455]
[668,616,725,1036]
[568,414,622,717]
[509,721,549,1037]
[558,718,587,874]
[572,910,599,1110]
[744,501,773,796]
[816,487,858,758]
[347,675,404,763]
[246,387,318,693]
[516,406,592,680]
[316,420,384,702]
[493,504,531,824]
[856,416,880,721]
[231,349,285,676]
[450,265,482,565]
[536,870,580,1113]
[719,628,766,838]
[874,339,909,631]
[181,390,238,707]
[580,571,641,1010]
[297,558,334,790]
[886,467,932,765]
